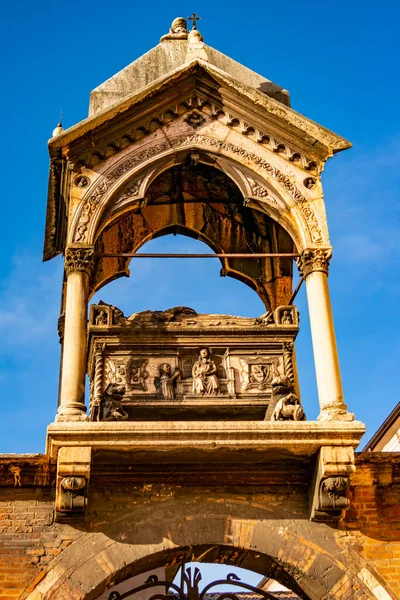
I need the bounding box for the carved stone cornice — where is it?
[73,133,326,246]
[64,246,95,276]
[296,248,332,278]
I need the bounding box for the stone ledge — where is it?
[46,420,365,460]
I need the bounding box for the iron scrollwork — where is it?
[108,566,278,600]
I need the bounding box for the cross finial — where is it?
[188,12,201,30]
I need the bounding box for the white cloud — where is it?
[0,253,62,351]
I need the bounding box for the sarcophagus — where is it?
[87,304,303,421]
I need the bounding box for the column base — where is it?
[56,403,89,422]
[318,405,354,422]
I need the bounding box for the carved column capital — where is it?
[64,246,95,276]
[296,248,332,278]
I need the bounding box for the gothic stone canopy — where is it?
[44,25,351,267]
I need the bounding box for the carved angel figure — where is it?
[192,348,220,395]
[154,363,180,399]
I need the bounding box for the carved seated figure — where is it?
[100,384,129,421]
[271,375,305,421]
[192,347,220,395]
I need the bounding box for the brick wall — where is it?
[344,455,400,597]
[0,455,399,599]
[0,488,81,599]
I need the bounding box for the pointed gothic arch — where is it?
[86,160,296,310]
[69,129,329,253]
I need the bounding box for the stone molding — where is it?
[71,133,326,248]
[46,420,365,459]
[64,246,95,276]
[296,248,332,278]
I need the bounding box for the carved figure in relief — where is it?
[281,310,293,325]
[100,384,129,421]
[271,375,305,421]
[9,465,22,486]
[95,310,108,326]
[192,348,220,395]
[95,301,126,325]
[155,363,180,399]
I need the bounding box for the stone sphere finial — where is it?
[171,17,187,32]
[52,122,64,137]
[160,17,188,41]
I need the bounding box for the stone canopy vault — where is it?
[23,15,397,600]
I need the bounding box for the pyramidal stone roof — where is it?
[89,17,290,116]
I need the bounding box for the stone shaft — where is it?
[305,269,349,419]
[57,269,89,421]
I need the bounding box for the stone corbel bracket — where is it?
[310,445,355,522]
[55,446,91,522]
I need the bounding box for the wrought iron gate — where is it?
[109,566,279,600]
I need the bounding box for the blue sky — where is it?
[0,0,399,452]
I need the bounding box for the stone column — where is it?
[297,249,353,421]
[56,247,95,422]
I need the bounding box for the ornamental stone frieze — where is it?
[86,304,302,422]
[70,132,327,249]
[296,248,332,278]
[64,246,95,276]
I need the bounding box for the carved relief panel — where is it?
[87,305,301,421]
[239,357,280,392]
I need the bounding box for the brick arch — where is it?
[24,512,385,600]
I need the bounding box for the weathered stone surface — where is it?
[0,454,399,599]
[88,26,291,116]
[87,303,300,422]
[45,420,366,460]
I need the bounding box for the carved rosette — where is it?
[64,246,95,276]
[296,248,332,278]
